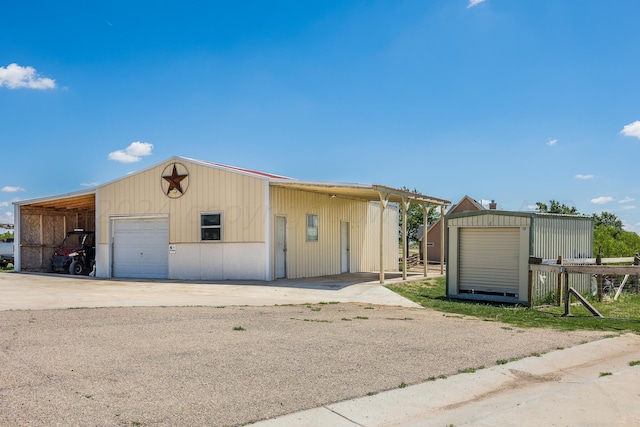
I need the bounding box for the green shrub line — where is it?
[387,277,640,333]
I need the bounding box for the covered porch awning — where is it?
[270,180,451,283]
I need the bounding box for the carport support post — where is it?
[379,193,390,284]
[401,197,410,281]
[440,205,445,275]
[423,203,430,278]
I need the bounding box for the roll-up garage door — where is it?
[458,227,519,293]
[113,218,169,279]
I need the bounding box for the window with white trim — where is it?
[306,214,318,242]
[201,212,223,241]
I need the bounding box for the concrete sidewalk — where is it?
[254,334,640,426]
[0,271,423,310]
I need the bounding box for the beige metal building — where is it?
[447,210,593,305]
[14,156,449,282]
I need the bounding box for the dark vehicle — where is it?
[48,230,95,275]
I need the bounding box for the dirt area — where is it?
[0,303,605,426]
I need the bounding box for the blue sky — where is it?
[2,0,640,231]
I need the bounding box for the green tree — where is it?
[399,188,440,247]
[593,212,623,230]
[535,200,578,215]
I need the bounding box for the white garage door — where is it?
[113,218,169,279]
[458,227,520,293]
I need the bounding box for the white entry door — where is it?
[113,218,169,279]
[274,216,287,279]
[340,221,350,273]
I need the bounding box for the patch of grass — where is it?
[364,306,375,310]
[290,317,332,323]
[496,359,508,365]
[458,367,476,374]
[403,317,413,321]
[501,326,513,330]
[530,352,541,357]
[341,317,352,321]
[629,360,640,366]
[438,374,447,379]
[366,391,378,396]
[387,277,640,333]
[232,326,246,331]
[398,382,407,388]
[599,372,613,377]
[215,306,226,309]
[355,316,369,320]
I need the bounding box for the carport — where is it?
[13,190,96,272]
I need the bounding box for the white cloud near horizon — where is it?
[1,186,25,192]
[621,121,640,139]
[591,196,614,205]
[619,205,636,211]
[0,63,56,90]
[620,196,634,203]
[575,174,594,180]
[80,182,100,187]
[467,0,486,8]
[547,138,557,146]
[108,141,154,163]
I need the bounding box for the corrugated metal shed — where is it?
[447,210,593,305]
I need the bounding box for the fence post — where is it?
[528,268,533,308]
[556,255,563,306]
[596,252,603,302]
[563,270,569,316]
[635,253,640,294]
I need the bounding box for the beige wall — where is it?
[270,187,398,279]
[97,160,266,245]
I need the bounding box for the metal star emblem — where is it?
[162,164,188,195]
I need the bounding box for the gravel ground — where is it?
[0,303,605,426]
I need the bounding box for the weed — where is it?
[427,376,437,381]
[496,359,508,365]
[398,382,407,388]
[341,317,352,321]
[501,327,513,330]
[599,372,612,377]
[458,367,476,374]
[355,316,369,320]
[232,326,246,331]
[290,317,332,323]
[531,352,541,357]
[629,360,640,366]
[438,374,447,379]
[215,306,226,309]
[364,306,375,310]
[366,391,378,396]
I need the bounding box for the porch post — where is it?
[423,203,430,278]
[401,197,410,281]
[379,192,390,284]
[440,204,446,275]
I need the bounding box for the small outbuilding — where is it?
[446,210,593,305]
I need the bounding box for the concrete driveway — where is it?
[0,271,424,311]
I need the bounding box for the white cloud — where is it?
[0,63,56,90]
[0,202,9,207]
[620,196,634,203]
[547,138,558,146]
[591,196,614,205]
[108,141,154,163]
[1,186,25,192]
[621,121,640,139]
[575,174,594,180]
[80,182,100,187]
[619,205,636,211]
[467,0,486,8]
